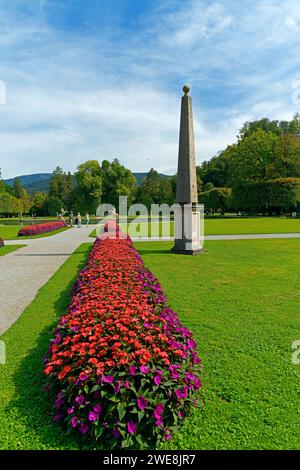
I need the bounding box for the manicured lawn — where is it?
[90,217,300,238]
[0,225,70,240]
[205,216,300,235]
[0,239,299,449]
[0,245,25,256]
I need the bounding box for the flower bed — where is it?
[0,238,4,247]
[18,221,66,237]
[44,225,201,448]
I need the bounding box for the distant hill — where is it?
[5,173,52,194]
[5,171,173,194]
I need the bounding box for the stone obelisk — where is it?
[172,85,203,255]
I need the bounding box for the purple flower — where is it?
[88,411,99,422]
[165,432,172,441]
[140,365,148,374]
[154,404,164,419]
[103,375,114,383]
[67,406,74,415]
[137,396,148,410]
[175,386,189,400]
[79,372,89,382]
[112,429,121,439]
[187,339,197,350]
[124,380,130,389]
[155,416,163,427]
[71,417,78,428]
[93,404,102,413]
[79,423,89,434]
[115,382,121,393]
[154,375,161,386]
[129,365,137,376]
[127,420,137,434]
[75,394,85,405]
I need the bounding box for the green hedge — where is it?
[231,178,300,213]
[199,187,232,212]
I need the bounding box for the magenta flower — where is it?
[154,404,164,419]
[154,375,161,386]
[79,372,89,381]
[103,375,114,383]
[137,396,148,410]
[115,382,121,393]
[71,417,78,428]
[67,406,74,415]
[88,411,99,422]
[140,365,148,374]
[155,416,163,427]
[79,423,89,434]
[127,420,137,434]
[75,394,85,405]
[129,365,137,376]
[93,404,102,413]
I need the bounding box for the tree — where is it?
[46,196,63,216]
[267,134,300,179]
[0,193,20,216]
[31,192,48,216]
[49,167,74,209]
[101,159,136,209]
[227,130,279,184]
[75,160,102,214]
[199,188,232,212]
[197,152,231,188]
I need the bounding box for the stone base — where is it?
[171,246,203,256]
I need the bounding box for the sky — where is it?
[1,0,300,178]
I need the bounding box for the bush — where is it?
[199,187,232,212]
[18,221,65,237]
[232,178,300,214]
[0,238,4,248]
[0,192,20,216]
[44,227,201,449]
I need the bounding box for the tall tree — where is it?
[101,159,136,208]
[75,160,102,214]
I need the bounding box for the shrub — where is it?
[44,227,201,449]
[0,238,4,248]
[199,187,232,212]
[18,221,65,237]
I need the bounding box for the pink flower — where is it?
[103,375,114,383]
[71,417,78,428]
[88,411,99,422]
[140,365,148,374]
[154,404,164,419]
[127,420,137,434]
[67,407,74,415]
[79,423,89,434]
[137,396,148,410]
[155,416,163,427]
[93,404,102,413]
[154,375,161,386]
[129,365,137,376]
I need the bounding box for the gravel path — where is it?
[0,226,97,335]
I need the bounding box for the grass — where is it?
[0,245,25,256]
[90,216,300,238]
[0,225,71,240]
[0,239,299,449]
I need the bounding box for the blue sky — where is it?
[1,0,300,178]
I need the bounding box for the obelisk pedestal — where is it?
[172,85,203,255]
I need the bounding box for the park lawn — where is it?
[90,216,300,238]
[0,245,25,256]
[0,225,71,240]
[0,239,299,449]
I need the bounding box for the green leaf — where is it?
[117,402,126,421]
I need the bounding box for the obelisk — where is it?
[172,85,203,255]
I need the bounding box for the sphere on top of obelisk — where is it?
[183,85,190,95]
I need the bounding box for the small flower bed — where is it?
[18,221,66,237]
[44,225,201,449]
[0,238,4,247]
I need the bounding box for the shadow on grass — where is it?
[7,246,103,450]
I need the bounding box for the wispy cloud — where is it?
[0,0,300,178]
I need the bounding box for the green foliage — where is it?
[199,187,232,212]
[231,178,300,213]
[135,169,175,209]
[239,114,300,139]
[0,192,20,216]
[46,196,63,216]
[49,167,74,210]
[30,192,48,216]
[101,159,136,208]
[75,160,102,214]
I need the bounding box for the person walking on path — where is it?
[69,211,73,226]
[85,212,90,227]
[76,213,82,228]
